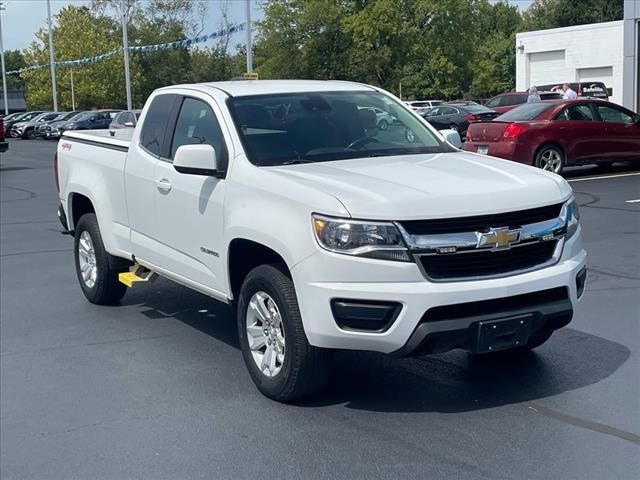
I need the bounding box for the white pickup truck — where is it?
[56,80,587,401]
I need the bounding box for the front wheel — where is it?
[535,145,565,174]
[378,119,389,130]
[237,264,330,402]
[74,213,129,304]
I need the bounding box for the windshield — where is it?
[20,112,43,121]
[64,111,87,122]
[228,91,451,166]
[495,102,556,121]
[56,111,79,121]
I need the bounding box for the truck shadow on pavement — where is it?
[127,280,630,413]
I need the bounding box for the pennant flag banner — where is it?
[7,23,246,75]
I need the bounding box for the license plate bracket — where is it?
[477,145,488,155]
[475,314,533,353]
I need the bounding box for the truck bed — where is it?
[63,129,133,150]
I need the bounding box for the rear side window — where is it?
[596,105,634,124]
[485,96,503,108]
[120,112,134,125]
[140,94,178,157]
[170,97,227,166]
[556,105,594,121]
[495,102,555,121]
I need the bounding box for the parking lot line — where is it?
[568,172,640,183]
[625,199,640,204]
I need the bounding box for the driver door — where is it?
[152,94,230,294]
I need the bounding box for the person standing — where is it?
[561,83,578,100]
[527,87,541,103]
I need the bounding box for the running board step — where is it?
[118,264,156,287]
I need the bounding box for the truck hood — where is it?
[268,151,571,220]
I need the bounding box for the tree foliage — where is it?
[522,0,624,31]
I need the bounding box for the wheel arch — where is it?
[227,238,290,303]
[67,192,96,231]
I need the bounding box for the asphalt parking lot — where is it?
[1,139,639,479]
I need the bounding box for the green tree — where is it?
[468,0,522,99]
[3,50,26,90]
[256,0,353,80]
[522,0,624,31]
[21,5,140,110]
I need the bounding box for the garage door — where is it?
[527,50,566,86]
[578,66,613,96]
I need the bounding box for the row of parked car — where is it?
[1,109,140,141]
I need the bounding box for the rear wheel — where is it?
[237,264,330,402]
[378,119,389,130]
[535,145,565,174]
[74,213,129,304]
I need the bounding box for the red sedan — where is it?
[463,100,640,174]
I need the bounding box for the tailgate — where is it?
[468,121,510,142]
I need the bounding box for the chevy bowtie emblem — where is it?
[477,227,521,250]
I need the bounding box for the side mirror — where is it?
[124,121,134,127]
[173,144,219,176]
[440,128,462,149]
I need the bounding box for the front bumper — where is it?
[291,230,586,354]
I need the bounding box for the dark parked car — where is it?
[34,111,80,137]
[485,91,563,114]
[58,111,119,133]
[0,117,7,153]
[109,110,141,129]
[421,103,497,138]
[43,111,88,139]
[463,99,640,174]
[535,82,609,101]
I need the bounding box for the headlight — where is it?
[565,197,580,238]
[312,214,411,262]
[64,123,76,130]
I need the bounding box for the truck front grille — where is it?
[400,203,563,235]
[419,240,557,280]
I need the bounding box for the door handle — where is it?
[155,178,172,192]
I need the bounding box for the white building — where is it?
[515,1,639,112]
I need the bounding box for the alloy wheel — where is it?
[77,231,98,288]
[540,149,562,173]
[246,291,286,377]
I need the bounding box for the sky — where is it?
[2,0,533,53]
[1,0,263,52]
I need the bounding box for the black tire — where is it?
[535,144,565,174]
[74,213,129,305]
[378,119,389,130]
[237,264,330,402]
[23,128,36,140]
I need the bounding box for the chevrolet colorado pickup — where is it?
[56,80,587,401]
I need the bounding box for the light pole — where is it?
[46,0,58,111]
[70,68,75,110]
[0,1,8,116]
[245,0,252,73]
[121,0,132,110]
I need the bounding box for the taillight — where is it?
[465,114,477,122]
[54,151,60,192]
[502,123,527,139]
[466,125,473,141]
[578,87,583,96]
